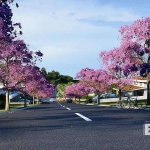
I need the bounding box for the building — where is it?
[113,76,147,100]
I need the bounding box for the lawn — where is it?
[0,104,40,113]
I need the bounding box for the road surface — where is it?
[0,101,150,150]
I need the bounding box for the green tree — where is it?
[40,68,77,85]
[56,82,73,98]
[41,67,47,76]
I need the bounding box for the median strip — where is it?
[75,113,92,121]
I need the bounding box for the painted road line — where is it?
[66,107,71,110]
[57,101,67,108]
[57,101,66,107]
[75,113,92,121]
[57,101,62,106]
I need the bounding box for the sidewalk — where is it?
[82,102,147,110]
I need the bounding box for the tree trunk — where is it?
[5,89,9,111]
[147,80,150,106]
[37,97,39,104]
[97,94,100,105]
[33,96,34,105]
[119,89,121,101]
[5,58,10,111]
[86,94,88,104]
[24,93,27,107]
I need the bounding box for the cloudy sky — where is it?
[11,0,150,78]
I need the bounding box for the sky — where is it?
[11,0,150,78]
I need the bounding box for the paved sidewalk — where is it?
[82,102,148,110]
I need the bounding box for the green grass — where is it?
[0,104,40,113]
[0,109,7,113]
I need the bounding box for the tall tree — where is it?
[0,1,43,110]
[100,44,141,101]
[76,68,113,104]
[119,17,150,105]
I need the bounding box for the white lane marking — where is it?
[57,101,63,106]
[57,101,67,109]
[75,113,92,121]
[66,107,71,110]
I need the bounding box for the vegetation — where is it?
[40,67,79,86]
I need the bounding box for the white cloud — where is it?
[11,0,146,77]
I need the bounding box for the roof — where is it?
[114,84,145,91]
[134,76,148,80]
[121,85,144,91]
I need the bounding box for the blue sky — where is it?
[12,0,150,78]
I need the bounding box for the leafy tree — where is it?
[56,82,73,98]
[59,75,73,82]
[40,68,74,85]
[41,67,47,76]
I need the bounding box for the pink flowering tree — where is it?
[25,79,54,102]
[99,43,144,101]
[119,17,150,70]
[64,82,91,103]
[64,84,83,103]
[0,1,44,110]
[24,69,54,100]
[0,43,43,110]
[64,84,76,99]
[9,65,54,106]
[119,17,150,105]
[76,68,113,104]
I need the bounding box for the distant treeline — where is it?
[40,67,79,85]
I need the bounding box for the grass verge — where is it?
[0,104,40,113]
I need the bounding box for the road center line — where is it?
[57,101,67,108]
[75,113,92,121]
[57,101,62,106]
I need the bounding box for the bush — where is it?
[81,95,95,103]
[81,95,95,99]
[88,98,93,103]
[0,94,6,109]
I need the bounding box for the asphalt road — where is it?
[0,101,150,150]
